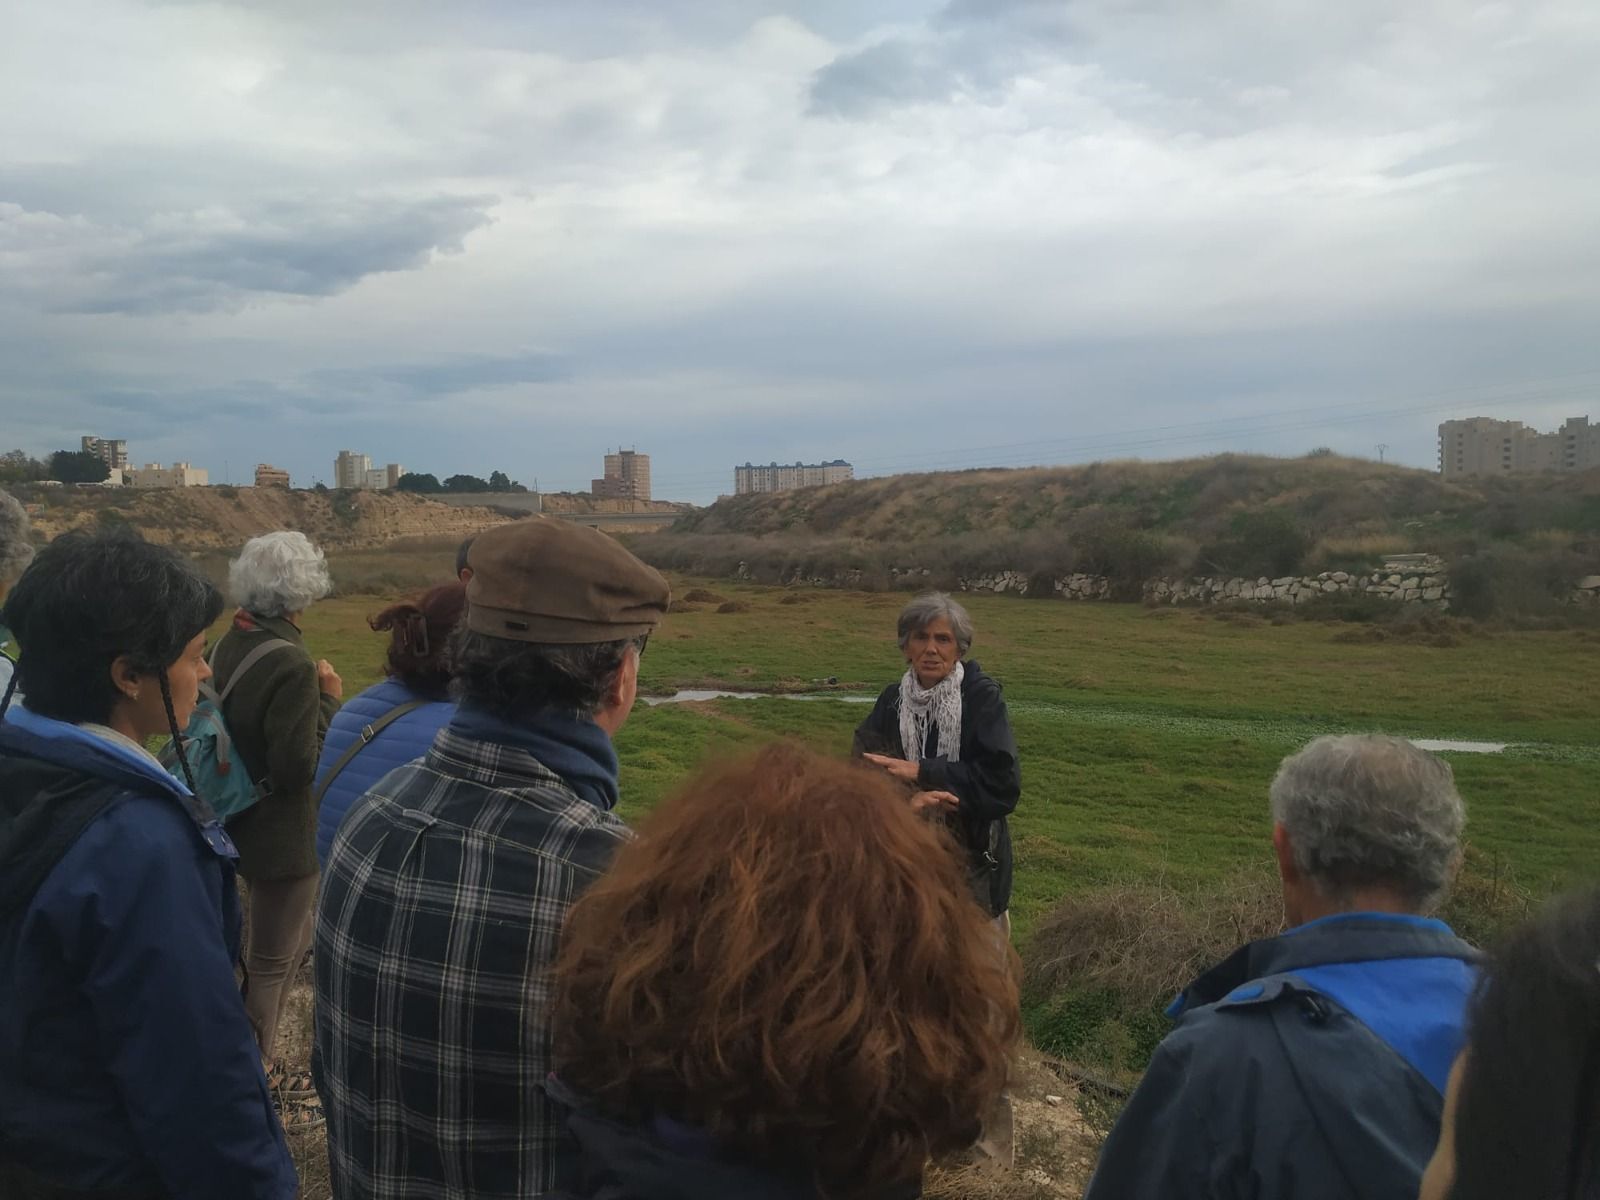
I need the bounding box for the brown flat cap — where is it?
[465,518,670,644]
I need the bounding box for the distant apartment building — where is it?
[592,449,651,502]
[733,459,855,495]
[334,450,372,490]
[1439,416,1600,476]
[127,462,209,489]
[81,436,129,472]
[254,464,291,488]
[332,451,404,490]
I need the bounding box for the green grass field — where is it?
[288,575,1600,941]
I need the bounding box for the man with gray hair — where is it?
[1085,734,1479,1200]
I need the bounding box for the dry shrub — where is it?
[1025,871,1283,1017]
[1439,844,1535,949]
[1305,532,1416,572]
[684,587,728,604]
[716,600,750,614]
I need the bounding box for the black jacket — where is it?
[1084,915,1481,1200]
[851,660,1021,916]
[547,1081,921,1200]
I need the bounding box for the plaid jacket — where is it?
[313,723,631,1200]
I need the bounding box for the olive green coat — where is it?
[210,614,340,881]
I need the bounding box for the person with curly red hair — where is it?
[548,742,1020,1199]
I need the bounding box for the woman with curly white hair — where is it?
[210,531,343,1120]
[0,491,35,688]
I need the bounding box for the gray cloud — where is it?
[807,39,962,116]
[49,195,496,315]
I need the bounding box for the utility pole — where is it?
[1375,444,1388,464]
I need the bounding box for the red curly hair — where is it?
[552,742,1020,1196]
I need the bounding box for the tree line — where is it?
[395,469,528,495]
[0,449,111,485]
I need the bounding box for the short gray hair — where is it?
[1270,734,1464,912]
[229,531,333,618]
[896,592,974,656]
[0,491,33,586]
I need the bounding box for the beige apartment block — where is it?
[592,449,651,501]
[128,462,209,488]
[733,459,855,494]
[254,464,291,488]
[1438,416,1598,476]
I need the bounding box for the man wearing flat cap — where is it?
[313,519,669,1200]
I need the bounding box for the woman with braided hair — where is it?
[0,529,296,1200]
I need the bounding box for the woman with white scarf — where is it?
[852,592,1022,932]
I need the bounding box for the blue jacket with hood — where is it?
[1084,913,1480,1200]
[311,677,455,867]
[0,704,296,1199]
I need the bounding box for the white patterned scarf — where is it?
[898,661,964,764]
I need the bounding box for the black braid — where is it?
[0,667,18,725]
[159,669,200,796]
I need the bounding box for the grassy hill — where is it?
[640,454,1600,605]
[11,484,516,551]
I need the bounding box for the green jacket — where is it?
[210,613,340,881]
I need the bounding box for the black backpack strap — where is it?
[312,700,429,808]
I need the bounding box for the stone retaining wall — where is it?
[766,560,1600,608]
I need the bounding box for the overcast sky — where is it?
[3,0,1598,501]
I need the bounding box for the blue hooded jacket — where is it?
[312,678,455,866]
[1084,913,1480,1200]
[0,705,296,1199]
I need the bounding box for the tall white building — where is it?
[81,436,129,472]
[334,450,372,490]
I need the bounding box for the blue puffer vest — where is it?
[312,678,455,865]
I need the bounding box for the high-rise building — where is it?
[335,450,372,490]
[592,449,651,501]
[733,459,854,495]
[81,436,129,472]
[1439,417,1599,476]
[254,464,291,488]
[385,463,405,490]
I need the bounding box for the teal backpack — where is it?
[161,638,294,822]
